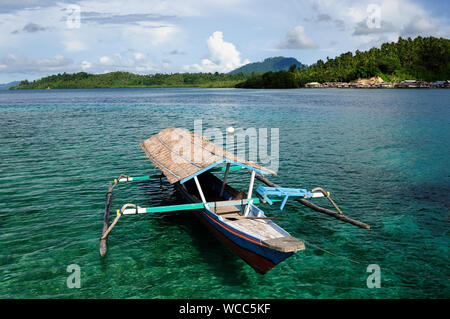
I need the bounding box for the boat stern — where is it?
[262,236,305,253]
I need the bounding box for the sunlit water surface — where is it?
[0,88,448,298]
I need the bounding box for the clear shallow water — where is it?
[0,88,448,298]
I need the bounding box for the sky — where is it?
[0,0,448,83]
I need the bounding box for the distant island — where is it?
[10,57,304,90]
[10,72,254,89]
[10,36,449,90]
[228,57,304,74]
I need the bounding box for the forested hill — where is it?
[229,57,304,74]
[236,36,450,88]
[11,72,253,89]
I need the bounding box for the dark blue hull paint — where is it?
[176,182,294,273]
[197,209,293,265]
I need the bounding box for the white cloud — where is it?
[133,52,145,60]
[80,60,92,71]
[74,0,247,19]
[352,21,397,36]
[401,17,439,37]
[99,56,114,64]
[63,41,87,52]
[183,31,249,73]
[89,51,157,73]
[298,0,448,52]
[0,51,162,78]
[0,53,73,73]
[278,25,317,49]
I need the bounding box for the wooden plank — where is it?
[227,218,285,240]
[214,205,240,214]
[262,236,305,252]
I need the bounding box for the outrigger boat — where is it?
[100,127,369,274]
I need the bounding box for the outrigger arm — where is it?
[100,197,272,253]
[256,185,326,210]
[255,174,370,230]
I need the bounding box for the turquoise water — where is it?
[0,88,449,298]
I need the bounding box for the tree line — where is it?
[236,36,450,89]
[12,71,254,89]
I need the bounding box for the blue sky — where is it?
[0,0,448,83]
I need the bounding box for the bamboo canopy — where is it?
[140,127,276,184]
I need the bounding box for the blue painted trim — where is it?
[256,186,316,211]
[179,157,273,184]
[179,159,225,184]
[222,158,270,176]
[198,208,292,264]
[176,180,293,266]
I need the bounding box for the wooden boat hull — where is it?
[194,209,293,274]
[175,175,295,274]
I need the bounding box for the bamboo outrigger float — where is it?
[100,127,369,274]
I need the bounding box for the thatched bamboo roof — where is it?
[140,127,276,184]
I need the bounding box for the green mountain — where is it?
[236,36,450,89]
[229,57,304,74]
[10,72,254,89]
[0,81,20,90]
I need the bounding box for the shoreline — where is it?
[6,79,450,90]
[6,86,450,90]
[305,79,450,89]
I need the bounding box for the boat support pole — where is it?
[244,170,256,216]
[255,174,370,230]
[220,163,231,197]
[194,176,209,209]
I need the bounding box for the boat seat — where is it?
[212,206,241,215]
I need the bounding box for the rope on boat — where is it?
[100,203,142,241]
[311,187,344,215]
[302,240,361,264]
[301,239,450,281]
[109,174,129,192]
